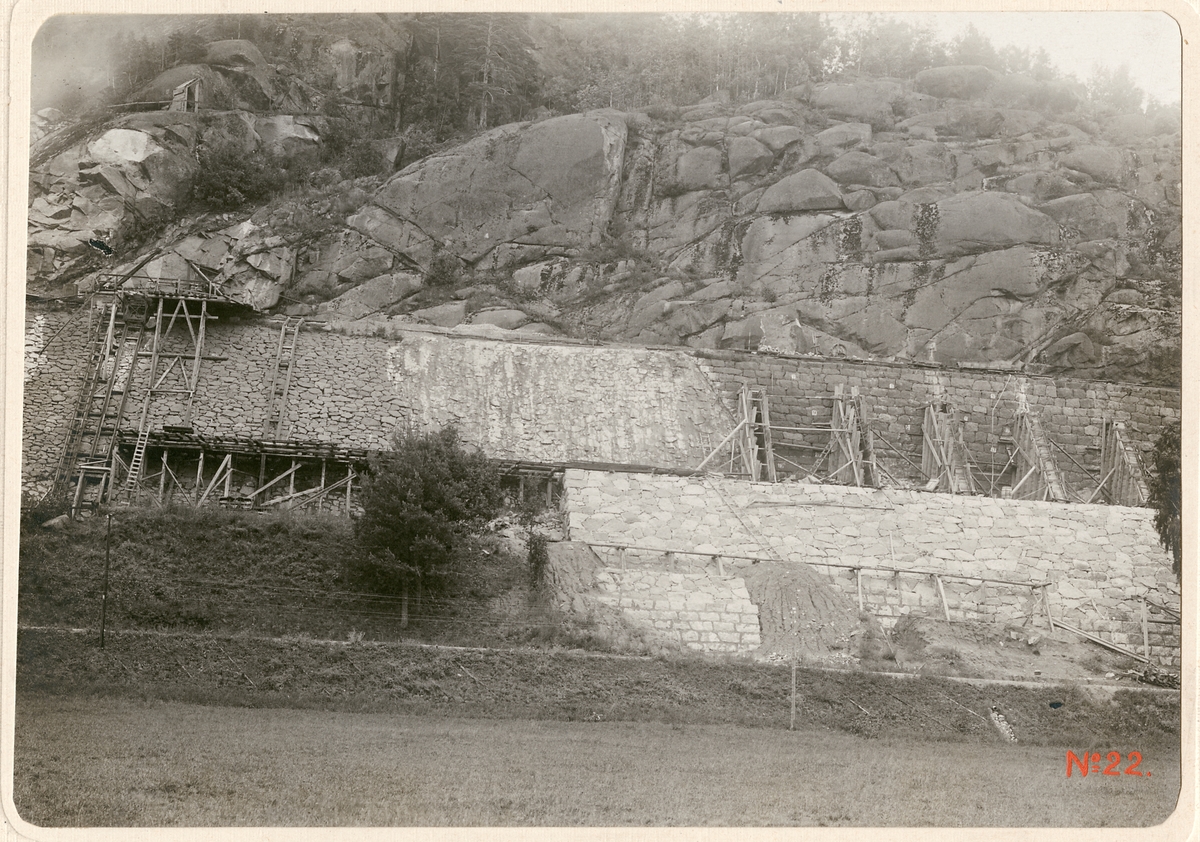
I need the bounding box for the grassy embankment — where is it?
[14,505,1183,826]
[18,504,573,648]
[13,694,1181,827]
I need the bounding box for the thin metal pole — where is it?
[100,514,112,648]
[790,658,797,731]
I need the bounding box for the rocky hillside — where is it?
[27,31,1181,385]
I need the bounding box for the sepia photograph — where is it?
[6,4,1192,832]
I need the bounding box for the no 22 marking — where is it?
[1066,751,1150,778]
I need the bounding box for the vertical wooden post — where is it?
[1041,585,1055,630]
[318,459,327,514]
[224,455,234,498]
[789,658,797,731]
[159,448,169,504]
[70,472,86,519]
[195,450,205,503]
[618,546,626,573]
[259,453,267,488]
[345,464,353,514]
[856,568,864,611]
[288,459,297,500]
[1141,598,1150,659]
[714,555,725,578]
[935,575,951,623]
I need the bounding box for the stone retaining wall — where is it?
[588,559,761,654]
[693,350,1180,496]
[21,307,92,500]
[20,309,735,497]
[24,304,1180,503]
[563,469,1181,665]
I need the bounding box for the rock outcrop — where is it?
[30,57,1181,385]
[348,110,628,271]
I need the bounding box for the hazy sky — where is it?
[839,12,1182,105]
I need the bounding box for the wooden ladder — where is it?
[262,317,303,440]
[123,428,151,491]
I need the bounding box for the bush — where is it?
[190,140,289,211]
[425,251,462,287]
[340,140,387,179]
[349,426,502,613]
[527,532,549,591]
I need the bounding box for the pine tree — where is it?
[1147,420,1182,579]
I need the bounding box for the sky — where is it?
[837,12,1182,105]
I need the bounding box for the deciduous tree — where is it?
[352,426,503,624]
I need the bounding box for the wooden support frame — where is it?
[921,403,976,494]
[830,385,875,487]
[1093,417,1150,506]
[1006,410,1068,502]
[198,454,233,506]
[249,462,303,501]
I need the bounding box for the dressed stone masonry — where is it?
[563,469,1180,664]
[20,309,734,498]
[589,556,762,655]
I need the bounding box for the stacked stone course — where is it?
[21,308,92,499]
[564,470,1181,664]
[589,561,762,653]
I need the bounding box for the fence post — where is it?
[100,514,112,648]
[1141,598,1150,659]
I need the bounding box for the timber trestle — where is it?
[693,379,1151,507]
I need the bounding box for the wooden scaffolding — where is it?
[51,295,151,515]
[993,410,1068,502]
[1089,417,1149,505]
[829,384,876,487]
[113,430,365,515]
[694,384,876,487]
[921,403,977,494]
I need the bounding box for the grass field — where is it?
[12,693,1181,827]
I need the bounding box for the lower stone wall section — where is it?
[562,469,1181,665]
[589,556,761,654]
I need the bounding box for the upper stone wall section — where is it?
[379,330,731,467]
[22,304,1179,501]
[73,319,732,472]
